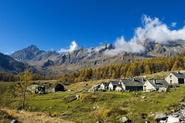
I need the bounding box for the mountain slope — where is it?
[9,40,185,75]
[11,45,60,65]
[0,52,26,74]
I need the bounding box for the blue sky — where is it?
[0,0,185,54]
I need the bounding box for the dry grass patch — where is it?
[2,108,74,123]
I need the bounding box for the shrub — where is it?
[103,109,111,118]
[7,110,15,117]
[79,93,85,100]
[49,112,57,117]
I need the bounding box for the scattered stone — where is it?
[167,115,180,123]
[180,104,185,109]
[119,116,128,123]
[10,119,19,123]
[88,85,100,92]
[76,94,79,100]
[141,96,146,99]
[93,106,96,110]
[68,89,72,92]
[179,97,185,102]
[155,112,167,122]
[145,120,150,123]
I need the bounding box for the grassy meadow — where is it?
[1,79,185,123]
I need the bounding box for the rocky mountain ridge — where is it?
[11,45,60,65]
[4,40,185,75]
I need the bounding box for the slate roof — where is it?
[120,78,144,87]
[133,78,145,83]
[148,79,169,89]
[109,81,119,85]
[171,72,185,79]
[101,82,109,86]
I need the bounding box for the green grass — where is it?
[22,85,185,122]
[1,81,185,122]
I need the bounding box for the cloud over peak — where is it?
[58,41,78,53]
[105,15,185,55]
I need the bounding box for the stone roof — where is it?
[101,82,109,86]
[148,79,169,89]
[171,72,185,79]
[120,78,144,87]
[109,81,119,85]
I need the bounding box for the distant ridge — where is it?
[11,45,60,65]
[0,52,26,74]
[8,40,185,75]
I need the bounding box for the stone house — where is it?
[143,79,169,92]
[119,78,145,91]
[108,81,119,91]
[115,84,123,92]
[165,72,185,85]
[99,82,109,90]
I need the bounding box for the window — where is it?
[170,80,172,84]
[170,75,172,78]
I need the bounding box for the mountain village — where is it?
[25,71,185,123]
[88,71,185,123]
[89,71,184,93]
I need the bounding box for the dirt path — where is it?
[1,108,74,123]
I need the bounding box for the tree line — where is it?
[0,72,46,82]
[59,53,185,84]
[1,53,185,83]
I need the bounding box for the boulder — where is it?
[155,112,167,120]
[10,119,19,123]
[179,97,185,102]
[119,116,128,123]
[26,84,39,93]
[88,85,100,92]
[167,115,180,123]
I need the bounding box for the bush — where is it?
[49,112,58,117]
[103,109,111,118]
[7,110,15,117]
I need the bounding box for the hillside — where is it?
[0,52,26,74]
[11,45,59,65]
[1,79,185,123]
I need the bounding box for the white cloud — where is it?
[104,36,145,55]
[58,41,78,53]
[105,15,185,55]
[171,22,177,27]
